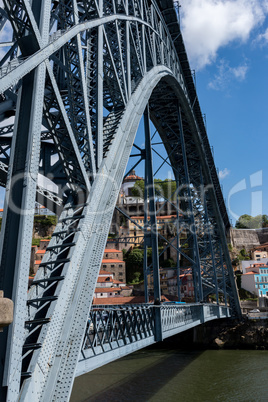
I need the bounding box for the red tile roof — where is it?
[102,259,124,263]
[34,260,42,265]
[244,271,256,275]
[36,250,46,254]
[104,248,121,253]
[93,295,171,305]
[99,270,112,275]
[97,277,113,283]
[94,287,121,293]
[131,215,176,220]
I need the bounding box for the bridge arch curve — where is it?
[0,1,241,400]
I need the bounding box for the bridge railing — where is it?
[81,303,230,357]
[77,303,230,376]
[81,305,155,359]
[160,304,201,334]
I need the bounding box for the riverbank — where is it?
[160,318,268,350]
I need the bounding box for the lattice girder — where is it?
[0,1,241,400]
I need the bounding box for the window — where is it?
[110,293,112,296]
[103,265,106,268]
[100,293,103,296]
[106,254,108,257]
[111,265,114,268]
[119,264,123,268]
[119,272,123,276]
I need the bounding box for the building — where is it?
[101,248,126,283]
[241,263,268,297]
[146,267,194,299]
[251,243,268,260]
[109,170,177,248]
[93,270,132,299]
[251,250,267,260]
[167,272,195,298]
[35,203,55,216]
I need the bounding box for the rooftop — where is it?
[102,259,124,264]
[104,248,121,253]
[93,295,171,305]
[94,287,122,293]
[99,270,113,275]
[97,277,113,283]
[131,215,176,220]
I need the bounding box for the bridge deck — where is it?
[76,303,230,377]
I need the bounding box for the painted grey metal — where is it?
[144,105,162,341]
[76,303,230,376]
[177,105,203,302]
[0,0,241,400]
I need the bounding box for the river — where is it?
[70,346,268,401]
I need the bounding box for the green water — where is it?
[71,348,268,402]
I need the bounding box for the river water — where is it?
[71,346,268,402]
[71,347,268,402]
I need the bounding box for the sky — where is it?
[0,0,267,225]
[177,0,268,225]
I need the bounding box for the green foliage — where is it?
[131,179,177,200]
[228,243,233,251]
[232,257,239,266]
[132,272,141,284]
[126,248,143,268]
[239,288,257,300]
[125,248,144,283]
[161,258,176,268]
[32,238,40,246]
[235,214,268,229]
[238,248,250,260]
[131,180,144,198]
[236,274,242,289]
[34,215,57,228]
[108,233,116,238]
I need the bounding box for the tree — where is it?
[235,214,252,229]
[131,179,177,200]
[235,214,268,229]
[125,248,144,283]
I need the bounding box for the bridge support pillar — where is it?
[153,306,163,342]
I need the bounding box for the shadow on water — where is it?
[70,343,204,402]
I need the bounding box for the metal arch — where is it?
[20,66,173,402]
[0,1,241,400]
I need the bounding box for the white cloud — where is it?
[208,59,249,90]
[219,168,230,179]
[256,27,268,44]
[179,0,268,69]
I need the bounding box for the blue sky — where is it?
[178,0,268,225]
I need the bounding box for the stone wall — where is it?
[228,228,268,251]
[255,228,268,244]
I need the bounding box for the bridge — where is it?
[0,0,241,401]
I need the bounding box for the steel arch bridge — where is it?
[0,0,241,400]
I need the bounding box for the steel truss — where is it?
[0,0,240,400]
